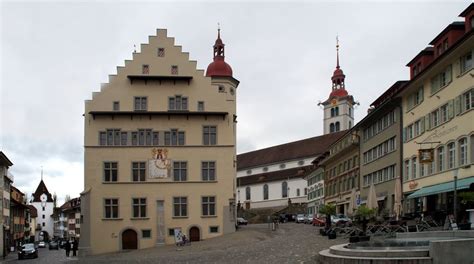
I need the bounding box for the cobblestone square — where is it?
[75,223,345,264]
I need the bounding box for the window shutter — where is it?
[402,127,407,143]
[448,99,454,119]
[424,114,431,131]
[454,95,461,115]
[420,118,425,133]
[431,76,439,94]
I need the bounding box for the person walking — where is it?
[72,239,78,257]
[65,240,71,257]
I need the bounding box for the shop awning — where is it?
[407,176,474,199]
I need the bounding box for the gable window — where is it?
[157,48,165,57]
[173,161,187,181]
[202,196,216,216]
[245,186,251,200]
[198,101,205,111]
[203,126,217,145]
[113,101,120,111]
[202,161,215,181]
[142,65,149,74]
[168,95,188,110]
[173,197,187,217]
[134,97,147,111]
[132,198,147,218]
[263,184,269,200]
[282,181,288,198]
[104,198,119,219]
[132,162,146,182]
[104,162,118,182]
[171,65,178,75]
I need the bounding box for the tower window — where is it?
[330,123,335,133]
[335,107,339,116]
[198,101,205,111]
[218,86,225,93]
[335,122,340,132]
[113,101,120,111]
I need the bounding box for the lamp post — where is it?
[453,168,459,222]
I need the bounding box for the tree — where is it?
[354,205,375,235]
[53,192,58,207]
[319,204,336,230]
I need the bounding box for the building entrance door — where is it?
[189,227,200,242]
[122,229,138,250]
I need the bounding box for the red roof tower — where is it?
[206,28,233,77]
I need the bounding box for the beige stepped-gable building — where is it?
[81,28,239,255]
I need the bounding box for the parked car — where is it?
[279,214,288,223]
[305,214,315,224]
[296,214,306,223]
[49,240,59,250]
[332,214,352,226]
[59,240,67,249]
[18,243,38,260]
[312,216,326,226]
[38,241,46,248]
[237,217,248,225]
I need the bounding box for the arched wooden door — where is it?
[122,229,138,250]
[189,227,200,242]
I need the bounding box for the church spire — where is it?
[206,25,233,77]
[336,36,340,69]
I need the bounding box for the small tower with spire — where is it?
[321,37,355,134]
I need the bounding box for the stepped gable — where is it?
[237,131,346,170]
[32,180,54,203]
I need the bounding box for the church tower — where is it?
[321,39,355,134]
[31,177,54,242]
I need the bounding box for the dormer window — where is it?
[142,65,149,74]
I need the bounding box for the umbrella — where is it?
[367,183,379,210]
[394,177,402,220]
[347,189,356,216]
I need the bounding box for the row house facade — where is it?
[399,4,474,223]
[52,207,66,239]
[81,28,239,255]
[0,151,13,257]
[60,197,81,240]
[10,186,29,248]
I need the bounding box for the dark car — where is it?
[18,243,38,260]
[49,241,59,250]
[59,240,67,248]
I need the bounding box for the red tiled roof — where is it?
[237,131,346,170]
[27,205,37,218]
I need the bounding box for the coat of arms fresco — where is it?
[148,148,172,178]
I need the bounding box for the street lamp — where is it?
[453,168,459,222]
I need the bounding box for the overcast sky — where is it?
[0,1,470,204]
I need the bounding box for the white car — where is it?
[237,217,248,225]
[296,214,305,223]
[305,214,315,224]
[38,241,46,248]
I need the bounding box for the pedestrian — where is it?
[72,239,78,257]
[65,240,71,257]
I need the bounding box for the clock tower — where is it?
[31,179,54,241]
[321,39,355,134]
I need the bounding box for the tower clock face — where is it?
[40,194,47,206]
[331,99,338,106]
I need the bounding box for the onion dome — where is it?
[206,28,233,77]
[329,38,348,98]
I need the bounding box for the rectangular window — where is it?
[132,198,147,218]
[431,65,452,94]
[448,143,455,169]
[164,130,185,146]
[104,198,119,219]
[99,132,106,146]
[142,229,151,238]
[173,161,187,181]
[104,162,118,182]
[459,138,468,166]
[203,126,217,145]
[438,146,445,172]
[462,89,474,112]
[132,132,138,146]
[153,132,159,145]
[440,104,448,123]
[209,226,219,233]
[404,160,410,181]
[158,48,165,57]
[178,131,185,145]
[121,132,128,146]
[460,51,472,73]
[134,97,147,111]
[132,162,146,182]
[412,157,417,179]
[171,65,178,75]
[113,101,120,111]
[168,96,188,110]
[202,196,216,216]
[168,229,175,236]
[173,197,187,217]
[142,65,149,74]
[202,161,216,181]
[198,101,205,111]
[431,109,440,127]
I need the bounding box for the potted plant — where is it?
[354,205,375,242]
[319,204,336,237]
